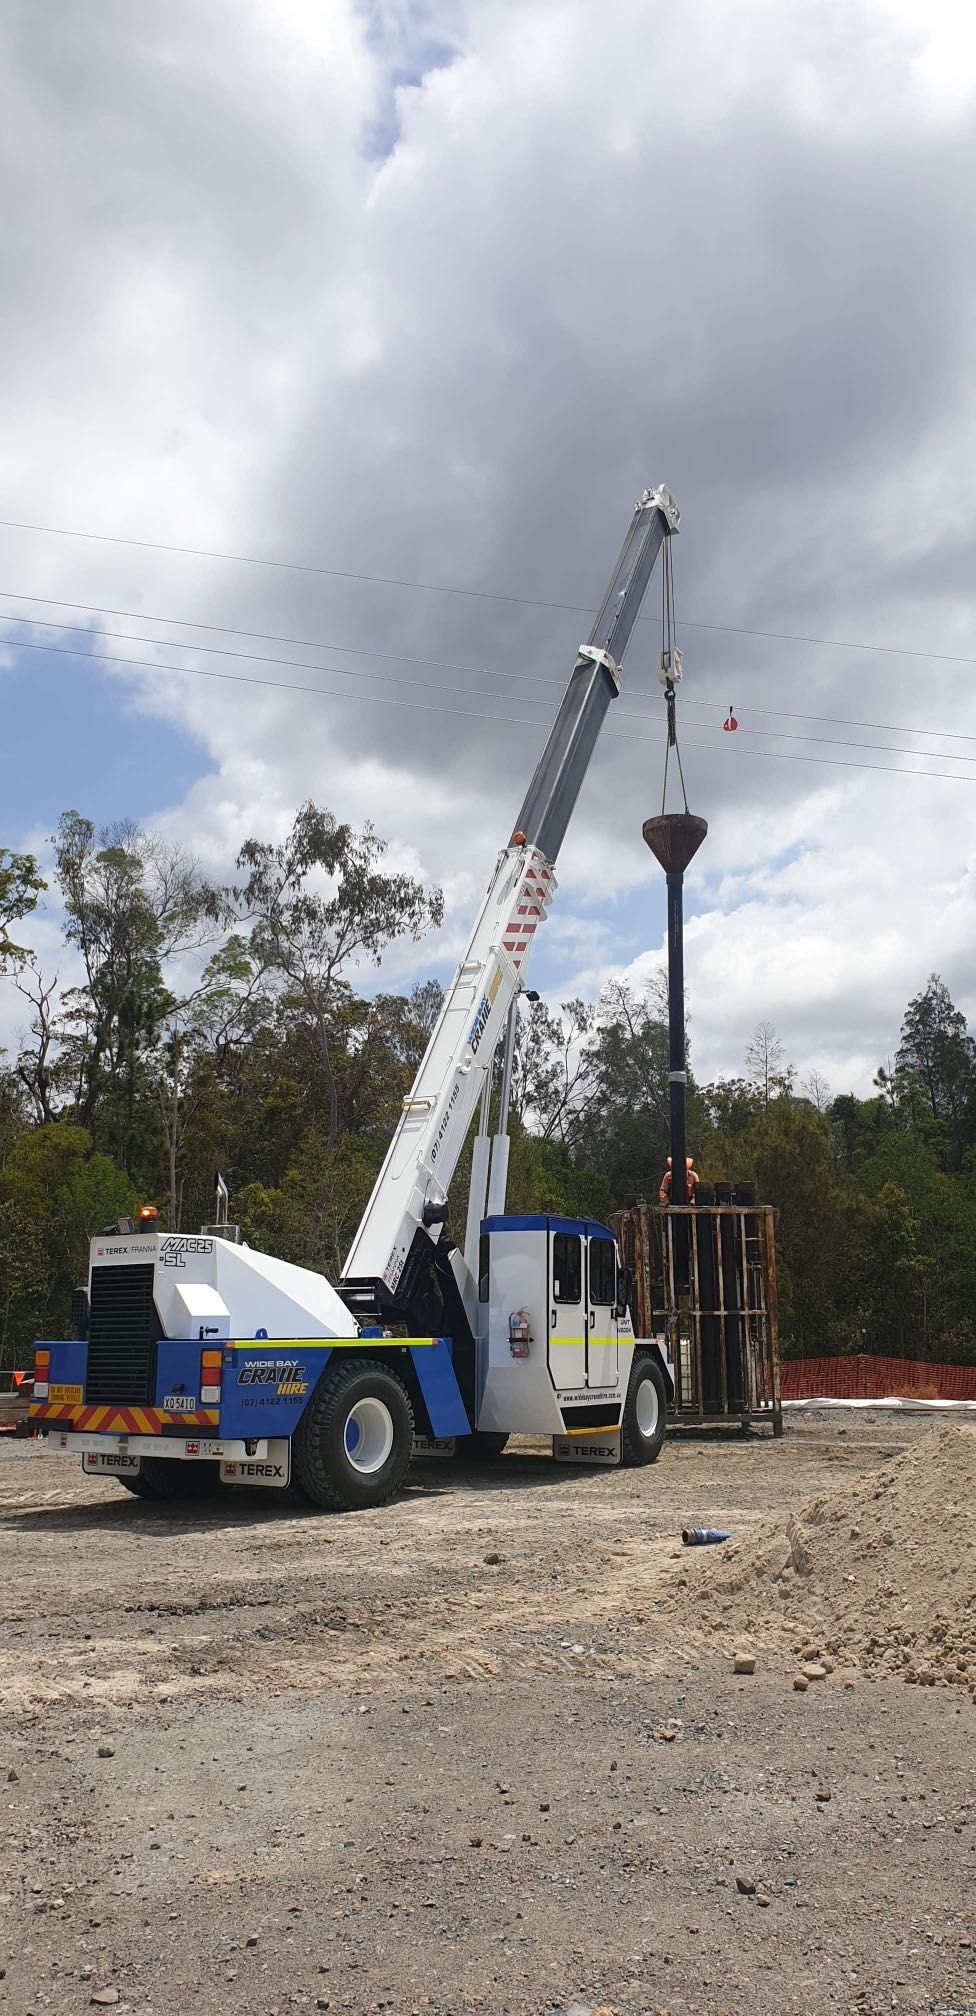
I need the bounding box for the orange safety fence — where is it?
[780,1353,976,1402]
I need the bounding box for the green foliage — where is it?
[569,981,673,1202]
[860,1182,923,1356]
[2,799,976,1373]
[237,1132,380,1283]
[40,812,221,1181]
[0,1123,136,1365]
[232,803,444,1153]
[829,1091,898,1172]
[506,1129,615,1223]
[892,974,976,1168]
[0,1066,28,1164]
[0,848,45,970]
[739,1099,844,1357]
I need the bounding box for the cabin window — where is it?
[589,1240,616,1307]
[552,1232,582,1303]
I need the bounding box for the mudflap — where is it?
[220,1440,291,1488]
[82,1448,141,1477]
[411,1435,456,1458]
[552,1429,621,1467]
[409,1339,470,1438]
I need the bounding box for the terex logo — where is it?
[222,1459,286,1485]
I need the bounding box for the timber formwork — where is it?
[611,1202,783,1436]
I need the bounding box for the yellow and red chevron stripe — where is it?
[29,1402,219,1432]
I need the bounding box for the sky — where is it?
[1,0,976,1097]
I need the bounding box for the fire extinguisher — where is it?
[508,1310,531,1358]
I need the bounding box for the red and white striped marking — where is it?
[502,858,555,967]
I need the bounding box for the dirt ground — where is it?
[1,1412,974,2016]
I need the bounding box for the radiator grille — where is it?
[86,1264,159,1403]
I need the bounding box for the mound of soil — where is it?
[668,1424,976,1694]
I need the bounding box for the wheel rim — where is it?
[635,1374,659,1440]
[343,1395,395,1475]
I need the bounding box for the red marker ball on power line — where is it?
[724,707,738,732]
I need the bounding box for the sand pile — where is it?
[669,1424,976,1694]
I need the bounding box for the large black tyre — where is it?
[453,1431,509,1464]
[116,1469,163,1499]
[293,1356,414,1512]
[620,1353,667,1467]
[121,1457,224,1500]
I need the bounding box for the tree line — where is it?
[2,811,975,1369]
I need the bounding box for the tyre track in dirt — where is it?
[3,1419,976,2016]
[0,1427,911,1714]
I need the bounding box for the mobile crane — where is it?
[29,487,679,1510]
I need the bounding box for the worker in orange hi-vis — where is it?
[659,1155,699,1204]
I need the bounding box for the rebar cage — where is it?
[611,1203,782,1435]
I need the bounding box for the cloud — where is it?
[2,0,976,1091]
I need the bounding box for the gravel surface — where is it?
[2,1412,974,2016]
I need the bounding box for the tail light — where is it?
[34,1348,51,1399]
[199,1347,223,1406]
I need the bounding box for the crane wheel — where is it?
[454,1431,509,1464]
[293,1356,414,1512]
[620,1354,667,1466]
[116,1470,163,1499]
[118,1458,224,1500]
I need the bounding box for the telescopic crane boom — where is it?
[28,486,685,1513]
[340,484,679,1326]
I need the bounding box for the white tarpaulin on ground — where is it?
[781,1395,976,1413]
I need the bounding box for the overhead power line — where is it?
[3,628,974,787]
[3,589,976,755]
[6,626,976,769]
[0,587,527,688]
[0,602,563,695]
[2,512,976,666]
[5,631,563,716]
[686,694,976,745]
[671,734,971,784]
